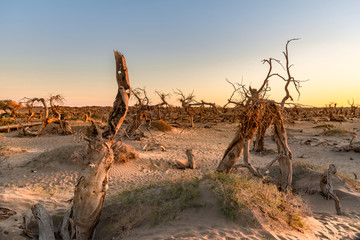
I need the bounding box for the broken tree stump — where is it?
[31,203,55,240]
[174,149,196,169]
[320,164,342,215]
[186,149,196,169]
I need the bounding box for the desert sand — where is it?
[0,119,360,239]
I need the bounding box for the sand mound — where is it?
[24,144,84,170]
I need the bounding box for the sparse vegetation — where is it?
[100,178,201,238]
[113,143,139,164]
[205,172,309,232]
[0,145,28,155]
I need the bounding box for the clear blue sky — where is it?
[1,1,360,106]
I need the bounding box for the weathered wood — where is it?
[63,51,131,240]
[58,209,71,240]
[174,159,188,169]
[174,149,196,169]
[0,122,42,132]
[22,96,72,136]
[216,128,245,173]
[253,106,273,152]
[31,203,55,240]
[22,210,32,230]
[186,149,196,169]
[271,102,293,192]
[0,207,16,220]
[216,89,262,173]
[242,139,262,177]
[320,164,342,215]
[70,142,114,239]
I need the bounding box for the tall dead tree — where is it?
[253,39,302,152]
[216,40,297,192]
[31,51,131,240]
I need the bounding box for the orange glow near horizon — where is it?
[1,1,360,108]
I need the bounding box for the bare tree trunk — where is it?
[271,103,293,192]
[31,203,55,240]
[320,164,342,215]
[186,149,196,169]
[185,107,194,128]
[216,128,245,173]
[217,95,261,173]
[125,109,145,137]
[241,139,262,177]
[28,51,131,240]
[253,107,273,152]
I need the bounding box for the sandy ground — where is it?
[0,120,360,239]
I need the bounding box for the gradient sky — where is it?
[1,1,360,107]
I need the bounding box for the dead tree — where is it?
[0,99,23,122]
[217,40,297,192]
[59,51,130,240]
[31,51,131,240]
[154,91,171,120]
[217,87,263,177]
[125,88,172,138]
[22,95,72,136]
[173,89,196,128]
[19,98,36,122]
[223,79,247,109]
[125,87,151,137]
[348,99,358,117]
[320,164,342,215]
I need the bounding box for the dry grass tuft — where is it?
[113,143,139,164]
[150,120,172,132]
[99,178,201,239]
[0,145,28,156]
[205,172,310,232]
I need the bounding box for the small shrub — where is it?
[0,145,28,155]
[205,172,309,232]
[337,172,360,190]
[113,143,139,164]
[150,120,172,132]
